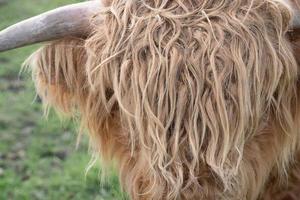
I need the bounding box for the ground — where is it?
[0,1,125,199]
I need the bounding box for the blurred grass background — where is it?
[0,0,124,199]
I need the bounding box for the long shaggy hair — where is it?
[25,0,300,199]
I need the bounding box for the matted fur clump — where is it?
[25,0,300,199]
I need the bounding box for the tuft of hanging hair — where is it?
[25,0,300,199]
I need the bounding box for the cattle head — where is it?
[1,0,300,199]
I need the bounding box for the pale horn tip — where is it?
[0,1,101,52]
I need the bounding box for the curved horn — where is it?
[0,1,101,52]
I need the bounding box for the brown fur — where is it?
[24,0,300,199]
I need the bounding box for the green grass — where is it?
[0,1,124,199]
